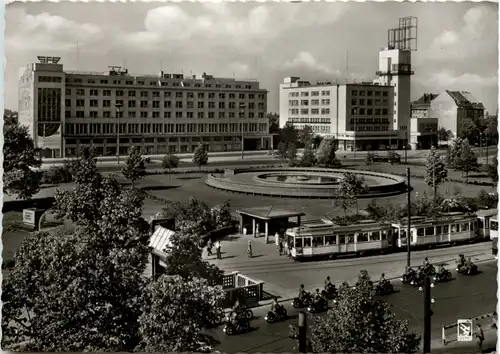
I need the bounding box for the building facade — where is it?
[279,77,397,151]
[409,93,439,149]
[430,90,485,140]
[373,48,413,142]
[18,56,272,158]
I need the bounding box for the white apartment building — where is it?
[18,56,272,158]
[279,77,397,151]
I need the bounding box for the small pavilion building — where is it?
[236,207,305,243]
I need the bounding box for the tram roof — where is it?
[476,208,498,218]
[236,207,305,220]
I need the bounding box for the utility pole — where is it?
[406,168,411,269]
[419,276,435,353]
[298,311,307,353]
[405,131,408,164]
[115,103,122,164]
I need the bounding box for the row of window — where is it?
[66,77,257,90]
[350,118,390,124]
[66,110,266,119]
[38,76,63,83]
[64,122,268,135]
[351,126,389,132]
[66,98,265,110]
[351,99,389,106]
[288,90,331,97]
[352,108,389,116]
[288,118,331,124]
[289,108,331,115]
[65,88,265,100]
[352,90,389,97]
[289,99,330,106]
[292,124,330,133]
[291,230,390,248]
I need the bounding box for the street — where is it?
[209,260,497,353]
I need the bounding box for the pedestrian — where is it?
[284,240,289,257]
[247,240,253,258]
[275,232,280,249]
[215,241,222,259]
[475,323,484,352]
[279,240,283,256]
[207,239,213,256]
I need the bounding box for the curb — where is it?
[230,256,496,312]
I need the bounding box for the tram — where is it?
[490,217,498,256]
[285,211,492,261]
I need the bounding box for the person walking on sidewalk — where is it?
[206,239,213,256]
[275,232,280,251]
[475,323,484,352]
[279,240,283,256]
[247,240,253,258]
[215,241,222,259]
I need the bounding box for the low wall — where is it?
[441,312,496,345]
[222,271,265,308]
[206,167,406,199]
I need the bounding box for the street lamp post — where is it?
[115,103,123,164]
[406,168,411,269]
[240,104,246,159]
[419,276,436,353]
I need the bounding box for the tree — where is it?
[438,127,453,145]
[316,137,341,167]
[312,135,323,149]
[162,230,223,285]
[338,172,366,214]
[454,138,480,182]
[122,146,147,188]
[211,200,233,228]
[287,143,298,165]
[449,137,464,166]
[266,112,280,134]
[425,146,448,199]
[275,142,288,165]
[299,143,317,167]
[193,143,209,171]
[307,271,420,353]
[161,153,180,178]
[3,121,43,199]
[460,118,479,144]
[299,125,313,146]
[488,156,498,186]
[4,109,18,124]
[137,275,225,352]
[280,121,298,144]
[2,148,151,351]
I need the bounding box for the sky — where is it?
[5,1,499,114]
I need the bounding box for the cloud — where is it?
[424,71,497,88]
[427,5,496,60]
[120,3,348,54]
[283,51,341,77]
[6,9,102,52]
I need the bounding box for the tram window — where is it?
[436,226,442,234]
[393,229,399,237]
[339,235,346,244]
[357,233,368,242]
[462,223,470,232]
[303,238,312,247]
[371,231,380,241]
[347,234,354,243]
[425,227,434,236]
[381,231,387,240]
[313,236,324,247]
[451,224,457,232]
[417,228,424,237]
[325,235,336,245]
[473,221,477,229]
[400,230,406,238]
[443,225,449,233]
[295,238,303,248]
[491,221,498,231]
[478,219,484,228]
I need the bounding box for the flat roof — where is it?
[476,209,498,218]
[236,207,305,220]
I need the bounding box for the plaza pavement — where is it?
[204,233,495,305]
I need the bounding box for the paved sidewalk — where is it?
[205,235,495,302]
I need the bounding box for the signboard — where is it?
[457,319,473,342]
[23,209,36,225]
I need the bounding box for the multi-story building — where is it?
[18,56,272,158]
[430,90,485,139]
[409,93,439,149]
[279,77,397,151]
[373,47,413,141]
